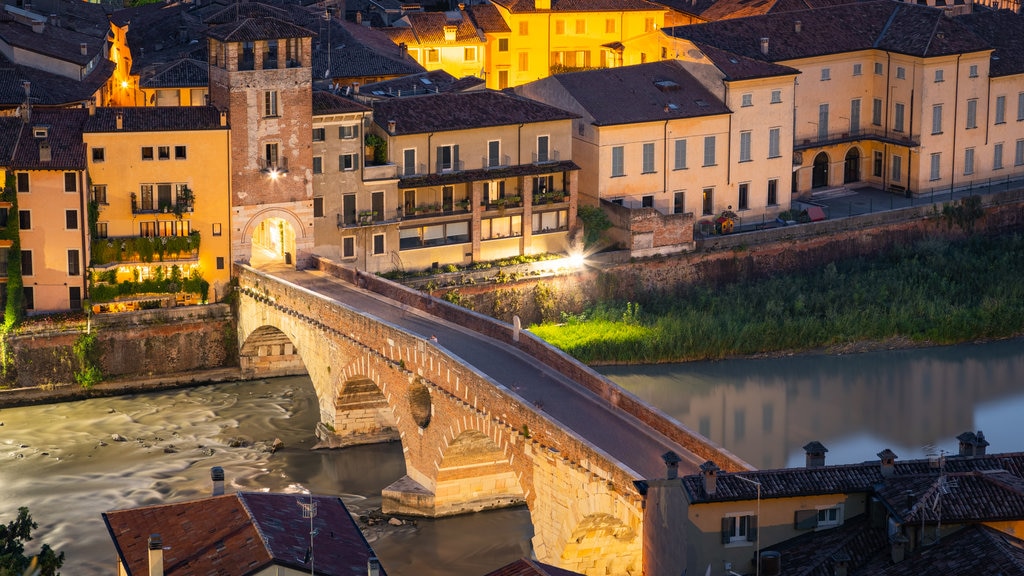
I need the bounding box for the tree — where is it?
[0,508,64,576]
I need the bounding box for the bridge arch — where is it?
[239,206,312,268]
[561,513,640,575]
[432,429,527,516]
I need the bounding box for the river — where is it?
[0,376,533,576]
[600,337,1024,470]
[2,339,1022,574]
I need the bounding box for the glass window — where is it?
[967,99,978,129]
[767,179,778,206]
[964,147,975,175]
[537,136,549,163]
[741,93,752,107]
[340,153,358,171]
[674,139,687,170]
[611,146,624,177]
[21,250,32,276]
[673,191,684,214]
[853,63,862,76]
[372,234,384,255]
[67,249,80,276]
[818,104,829,140]
[91,185,107,204]
[874,62,883,75]
[932,104,942,134]
[403,149,416,176]
[19,210,30,230]
[873,151,883,177]
[64,172,77,192]
[92,147,104,162]
[850,99,861,133]
[702,187,713,215]
[872,98,882,126]
[738,182,749,210]
[930,153,941,180]
[703,136,716,166]
[642,142,655,173]
[894,103,905,133]
[821,68,830,81]
[313,197,324,217]
[488,140,501,167]
[739,131,751,162]
[498,38,508,52]
[141,147,154,161]
[996,95,1006,124]
[339,125,356,140]
[969,64,978,78]
[312,128,325,141]
[768,128,780,158]
[264,90,278,117]
[1016,139,1024,166]
[994,143,1004,170]
[770,90,781,104]
[722,514,755,544]
[65,209,78,230]
[896,66,905,79]
[891,154,902,182]
[935,69,944,83]
[313,156,322,174]
[158,146,170,160]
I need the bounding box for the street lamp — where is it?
[734,475,761,576]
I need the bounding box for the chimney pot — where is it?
[760,37,769,56]
[794,20,802,33]
[353,82,360,94]
[387,120,396,134]
[662,451,681,479]
[115,113,123,130]
[32,20,44,33]
[219,111,227,127]
[878,448,897,478]
[803,441,828,468]
[39,140,51,163]
[211,466,225,496]
[148,534,164,576]
[81,42,88,56]
[699,460,720,496]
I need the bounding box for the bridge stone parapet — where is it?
[315,256,752,474]
[235,264,647,574]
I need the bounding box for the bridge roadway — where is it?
[272,268,705,480]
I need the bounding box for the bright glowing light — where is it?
[120,80,129,88]
[269,169,280,180]
[567,251,586,268]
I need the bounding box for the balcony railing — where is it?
[131,200,194,215]
[435,159,465,174]
[91,232,201,265]
[484,196,523,211]
[482,154,511,170]
[532,190,568,205]
[532,150,562,164]
[794,127,920,151]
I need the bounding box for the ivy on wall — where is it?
[2,173,22,331]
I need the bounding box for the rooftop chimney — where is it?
[803,441,828,468]
[387,120,396,134]
[49,13,58,27]
[443,25,457,42]
[890,533,908,563]
[832,552,850,576]
[88,100,96,116]
[760,37,769,56]
[219,111,227,127]
[700,461,720,496]
[211,466,225,496]
[355,11,362,24]
[958,430,989,456]
[80,42,88,56]
[31,20,44,33]
[535,0,551,9]
[368,556,381,576]
[115,113,123,130]
[794,20,802,33]
[398,42,407,57]
[878,448,897,478]
[38,140,50,162]
[148,534,164,576]
[662,451,681,480]
[353,82,360,94]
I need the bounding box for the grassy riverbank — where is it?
[528,234,1024,364]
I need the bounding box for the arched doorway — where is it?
[844,148,861,184]
[250,216,296,268]
[812,152,830,189]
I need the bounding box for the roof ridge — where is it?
[872,2,901,50]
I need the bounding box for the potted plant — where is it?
[365,134,387,165]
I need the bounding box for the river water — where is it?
[0,376,533,576]
[3,339,1022,574]
[601,338,1024,470]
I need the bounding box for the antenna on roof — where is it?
[299,494,318,575]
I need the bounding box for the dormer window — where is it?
[32,126,48,138]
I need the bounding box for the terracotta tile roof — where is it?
[483,557,585,576]
[312,90,371,114]
[466,3,512,33]
[359,70,484,99]
[314,20,425,80]
[682,452,1024,504]
[956,9,1024,77]
[393,11,483,44]
[666,1,991,62]
[398,160,579,188]
[765,514,890,576]
[0,117,23,166]
[698,0,860,22]
[0,19,105,67]
[204,1,294,26]
[117,2,209,72]
[9,108,88,170]
[648,0,719,18]
[0,52,113,108]
[103,492,385,576]
[140,58,209,89]
[544,60,731,125]
[372,89,578,135]
[857,524,1024,576]
[206,16,314,42]
[692,41,799,80]
[490,0,666,13]
[83,106,226,133]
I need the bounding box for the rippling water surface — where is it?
[0,376,533,576]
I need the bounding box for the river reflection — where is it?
[0,377,533,576]
[601,338,1024,470]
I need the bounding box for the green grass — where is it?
[529,235,1024,364]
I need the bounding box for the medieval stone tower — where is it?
[207,10,315,267]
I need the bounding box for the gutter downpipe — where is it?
[951,54,961,192]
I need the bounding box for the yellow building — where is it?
[83,106,233,304]
[382,8,489,80]
[662,2,1024,198]
[362,89,580,273]
[642,441,1024,576]
[4,110,90,315]
[517,59,796,253]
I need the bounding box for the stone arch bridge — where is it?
[234,262,750,575]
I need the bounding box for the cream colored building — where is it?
[5,110,90,314]
[517,59,796,245]
[361,89,580,273]
[662,2,1024,198]
[83,106,233,303]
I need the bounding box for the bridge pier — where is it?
[314,378,400,448]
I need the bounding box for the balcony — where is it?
[532,190,568,205]
[794,127,919,151]
[435,159,465,174]
[532,150,562,164]
[483,196,523,211]
[90,232,201,265]
[364,162,398,181]
[482,154,511,170]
